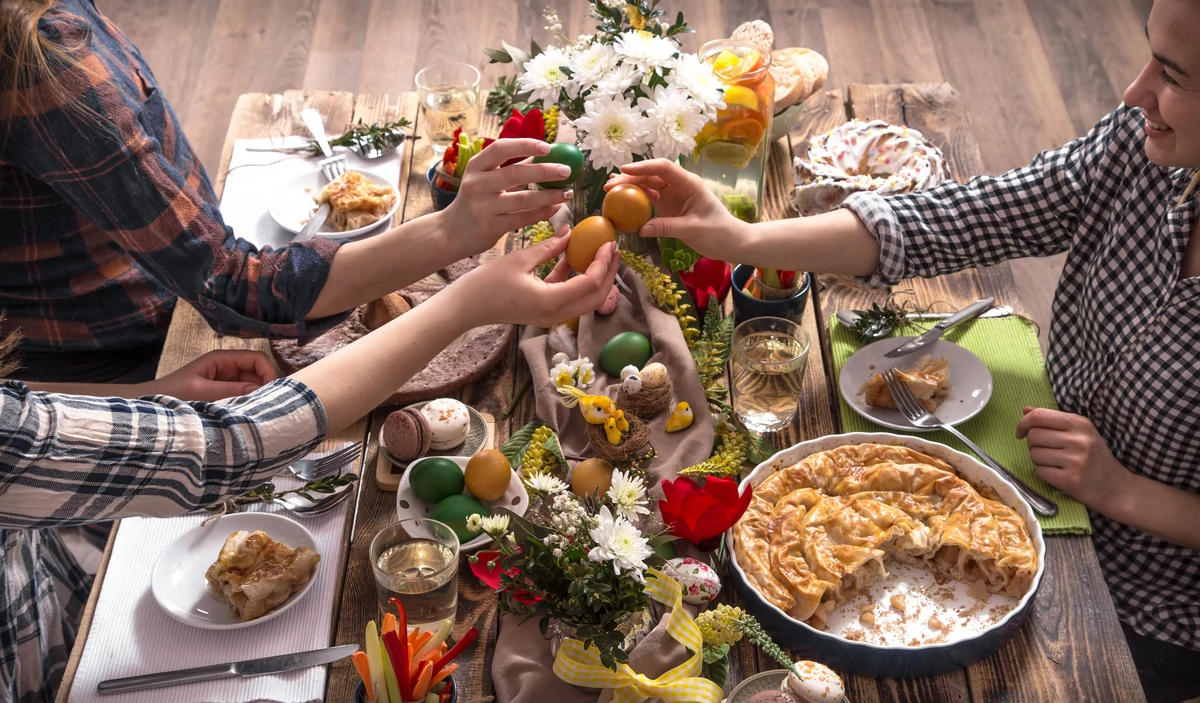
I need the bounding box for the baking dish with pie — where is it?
[728,432,1045,678]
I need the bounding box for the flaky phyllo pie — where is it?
[731,444,1036,630]
[860,355,951,412]
[205,530,321,621]
[316,170,396,232]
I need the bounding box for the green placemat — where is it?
[829,315,1091,534]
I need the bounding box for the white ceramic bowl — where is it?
[727,432,1046,678]
[151,512,320,630]
[395,456,529,552]
[267,167,399,238]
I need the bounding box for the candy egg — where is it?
[566,216,617,273]
[639,362,669,388]
[596,285,621,315]
[602,184,653,232]
[551,352,570,366]
[431,494,488,543]
[464,449,512,502]
[599,331,652,376]
[663,557,721,604]
[531,142,584,189]
[571,458,614,497]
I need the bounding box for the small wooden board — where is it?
[374,410,496,491]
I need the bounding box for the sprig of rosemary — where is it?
[850,293,926,341]
[203,473,359,515]
[308,118,413,157]
[485,75,539,117]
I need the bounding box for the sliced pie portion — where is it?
[861,355,952,412]
[205,530,321,621]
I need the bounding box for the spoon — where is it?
[278,483,355,519]
[836,303,1013,340]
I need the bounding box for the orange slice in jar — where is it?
[741,50,764,75]
[719,117,765,144]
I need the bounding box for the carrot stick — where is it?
[411,630,433,655]
[431,627,478,677]
[430,663,457,686]
[351,652,374,702]
[382,613,397,636]
[411,660,434,701]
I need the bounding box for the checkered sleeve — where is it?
[3,12,346,338]
[842,106,1133,288]
[0,377,327,528]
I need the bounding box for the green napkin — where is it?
[829,315,1091,534]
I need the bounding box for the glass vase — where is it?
[682,39,775,226]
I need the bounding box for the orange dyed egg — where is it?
[602,184,653,233]
[566,216,617,273]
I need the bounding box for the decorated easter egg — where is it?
[464,449,512,502]
[571,458,615,498]
[566,216,617,273]
[602,184,653,232]
[597,285,621,315]
[639,362,669,388]
[663,557,721,604]
[409,457,465,504]
[432,494,487,542]
[599,331,652,376]
[532,143,584,188]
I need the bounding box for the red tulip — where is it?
[498,108,545,142]
[469,549,540,604]
[659,476,752,549]
[679,257,731,314]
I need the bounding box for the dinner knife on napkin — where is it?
[293,203,331,243]
[885,297,995,358]
[96,644,358,695]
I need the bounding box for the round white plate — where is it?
[395,455,529,553]
[151,512,320,630]
[839,337,993,432]
[267,167,399,238]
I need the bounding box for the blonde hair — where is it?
[0,0,93,128]
[0,314,20,378]
[1180,170,1200,207]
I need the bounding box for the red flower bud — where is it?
[678,257,731,315]
[658,476,752,546]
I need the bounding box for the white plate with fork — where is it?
[839,337,993,432]
[267,166,399,239]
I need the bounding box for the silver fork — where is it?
[881,369,1059,517]
[287,441,361,481]
[300,108,347,182]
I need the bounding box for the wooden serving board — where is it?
[374,410,496,491]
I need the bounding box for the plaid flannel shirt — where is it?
[843,104,1200,651]
[0,0,344,384]
[0,378,326,702]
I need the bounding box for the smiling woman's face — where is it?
[1123,0,1200,168]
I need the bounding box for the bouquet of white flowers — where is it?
[485,0,724,213]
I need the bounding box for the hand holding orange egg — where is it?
[564,184,653,273]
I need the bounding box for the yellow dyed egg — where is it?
[464,449,512,502]
[566,216,617,273]
[571,458,615,498]
[602,184,653,233]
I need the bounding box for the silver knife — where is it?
[293,203,330,243]
[97,644,358,695]
[884,297,996,358]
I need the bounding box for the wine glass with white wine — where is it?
[414,62,482,157]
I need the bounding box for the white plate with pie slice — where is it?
[151,512,321,630]
[267,167,399,239]
[838,337,993,432]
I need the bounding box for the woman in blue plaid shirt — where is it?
[613,1,1200,700]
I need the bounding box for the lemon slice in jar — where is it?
[723,85,759,111]
[698,141,751,165]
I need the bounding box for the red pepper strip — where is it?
[431,627,478,677]
[388,598,411,700]
[382,630,412,702]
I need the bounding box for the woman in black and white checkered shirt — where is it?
[612,1,1200,699]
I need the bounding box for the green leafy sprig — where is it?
[309,118,412,157]
[202,473,359,521]
[485,74,539,117]
[690,303,734,411]
[620,250,698,347]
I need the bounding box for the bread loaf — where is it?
[731,20,774,52]
[770,47,829,111]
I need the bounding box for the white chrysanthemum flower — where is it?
[575,95,651,170]
[670,52,726,119]
[465,514,484,533]
[606,469,651,521]
[587,506,653,582]
[637,86,708,161]
[569,42,618,95]
[550,361,576,388]
[518,46,572,108]
[524,472,568,496]
[613,31,678,74]
[593,61,642,98]
[572,358,596,388]
[480,514,510,538]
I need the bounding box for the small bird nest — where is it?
[585,413,652,464]
[616,380,674,420]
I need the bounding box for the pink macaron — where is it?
[382,408,431,462]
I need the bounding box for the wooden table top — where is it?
[61,84,1145,703]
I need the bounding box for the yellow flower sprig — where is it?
[524,220,558,278]
[522,425,560,477]
[696,604,745,648]
[680,422,748,478]
[620,251,698,347]
[543,105,560,144]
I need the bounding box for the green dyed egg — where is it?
[432,494,488,542]
[531,143,584,189]
[599,332,652,377]
[408,457,465,504]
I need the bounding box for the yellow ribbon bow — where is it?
[552,569,723,703]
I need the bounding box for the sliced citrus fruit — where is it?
[719,117,765,144]
[698,141,750,165]
[694,121,719,146]
[723,85,758,111]
[742,50,764,74]
[712,50,741,76]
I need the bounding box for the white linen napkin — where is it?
[68,447,359,703]
[218,136,405,250]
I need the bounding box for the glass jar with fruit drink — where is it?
[684,40,775,225]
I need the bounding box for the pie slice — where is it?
[861,355,952,412]
[205,530,321,621]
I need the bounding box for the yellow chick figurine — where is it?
[665,402,694,432]
[578,395,615,425]
[604,417,622,445]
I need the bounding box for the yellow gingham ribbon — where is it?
[551,568,722,703]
